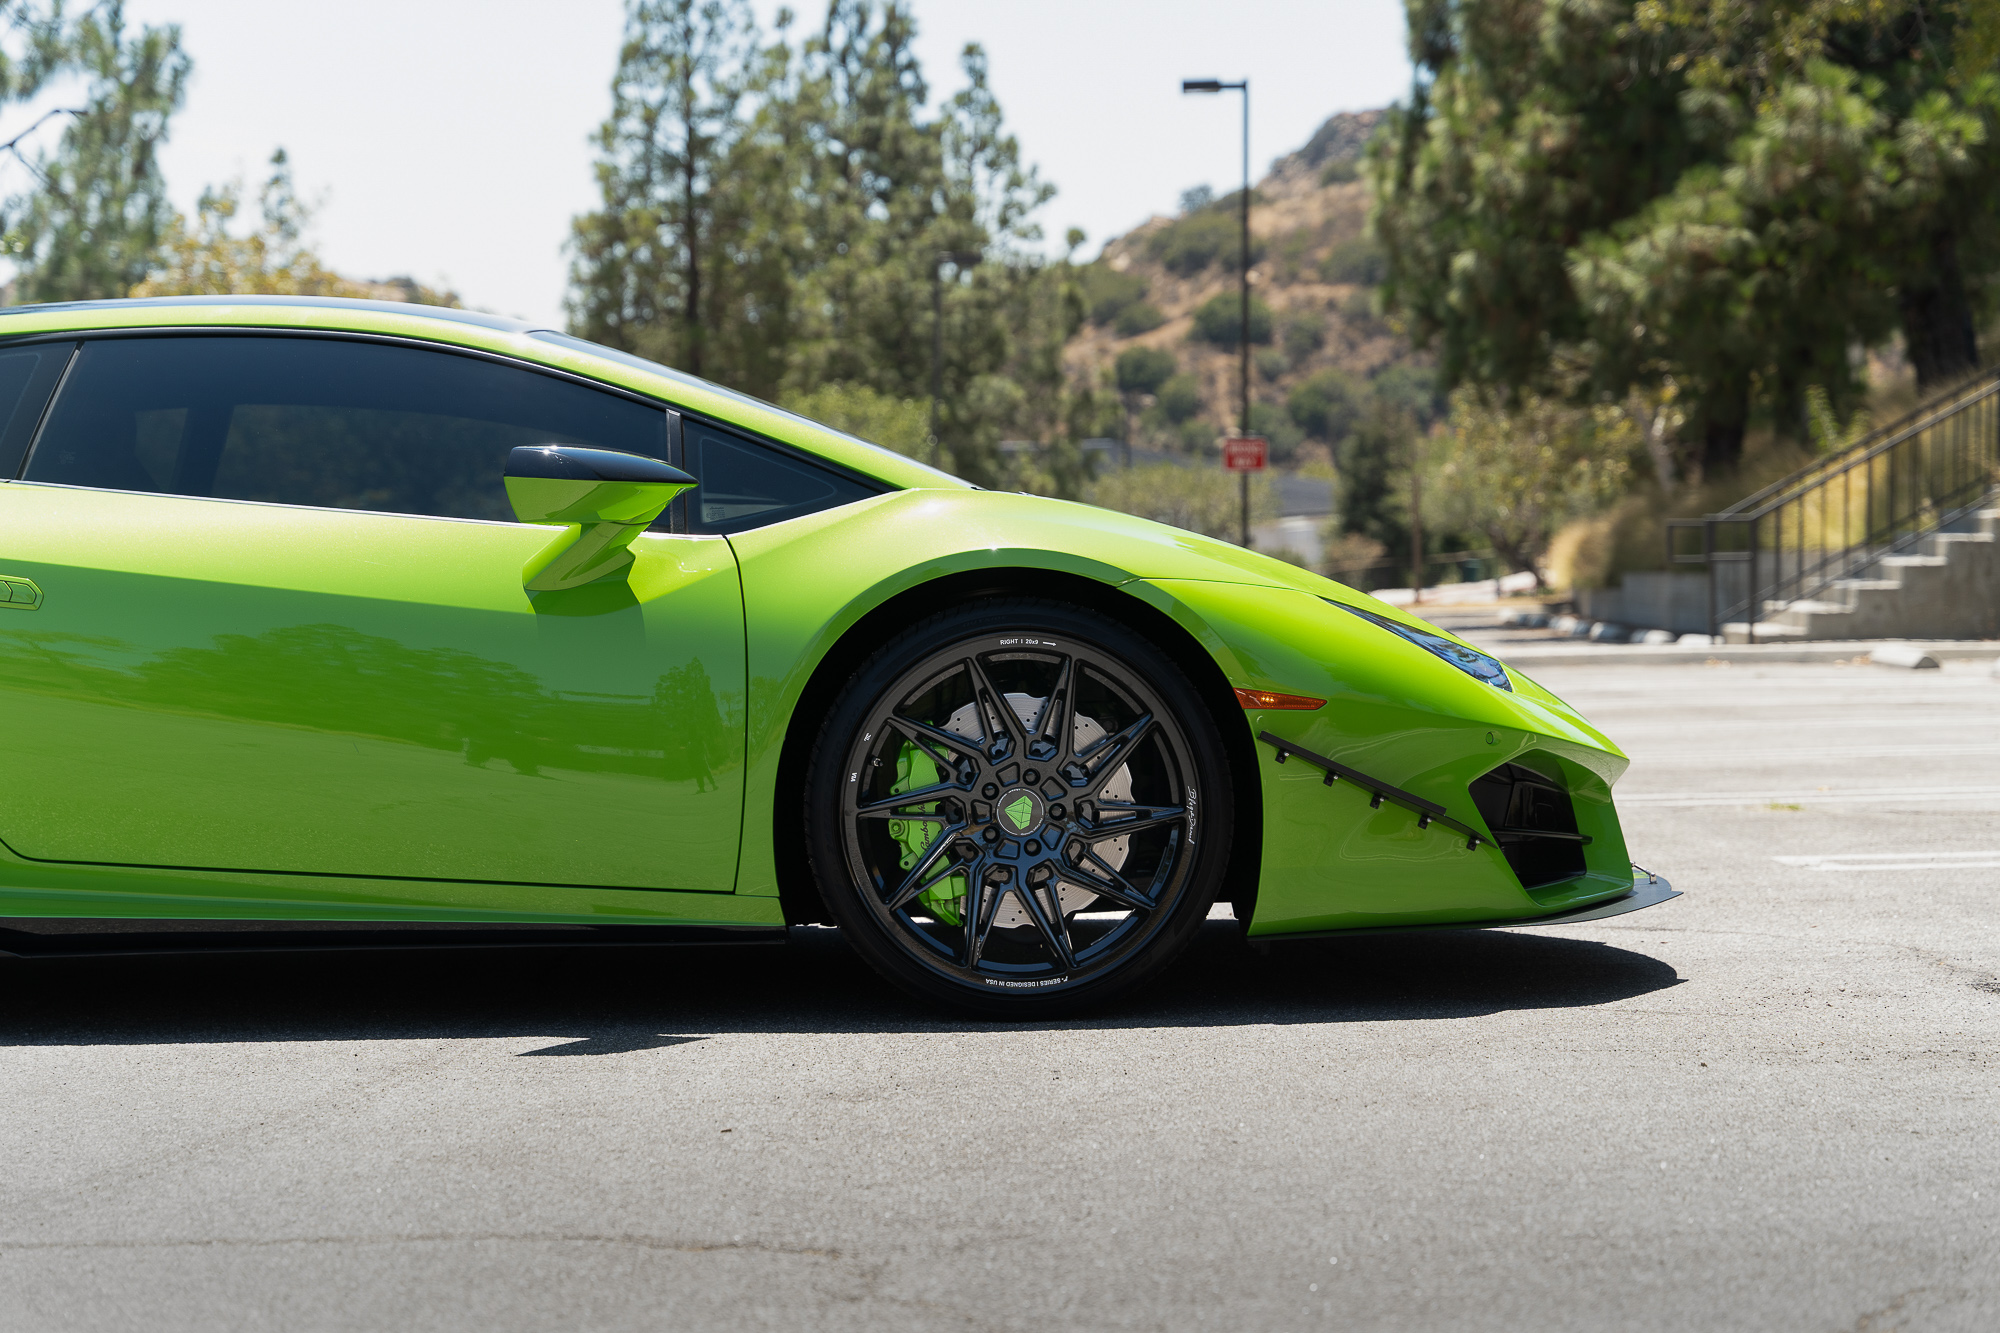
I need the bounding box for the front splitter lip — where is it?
[1246,871,1679,942]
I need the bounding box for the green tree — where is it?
[1087,462,1276,540]
[1334,400,1418,560]
[132,150,457,305]
[570,0,1092,493]
[6,0,188,302]
[783,381,928,455]
[567,0,762,384]
[1422,387,1638,582]
[1374,0,2000,477]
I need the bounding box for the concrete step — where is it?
[1721,620,1814,644]
[1763,599,1852,617]
[1879,554,1948,569]
[1830,578,1901,592]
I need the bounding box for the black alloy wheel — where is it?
[805,598,1234,1015]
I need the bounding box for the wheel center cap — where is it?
[997,787,1044,836]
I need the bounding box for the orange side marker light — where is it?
[1234,688,1325,710]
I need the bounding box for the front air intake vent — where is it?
[1468,763,1589,889]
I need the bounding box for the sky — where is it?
[17,0,1414,327]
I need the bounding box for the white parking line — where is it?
[1772,851,2000,871]
[1622,785,2000,808]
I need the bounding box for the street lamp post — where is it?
[930,249,982,468]
[1182,76,1250,547]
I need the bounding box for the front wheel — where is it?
[804,598,1234,1016]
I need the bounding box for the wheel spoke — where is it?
[1075,713,1155,794]
[854,781,961,817]
[1068,849,1157,910]
[964,871,1005,967]
[963,654,1023,754]
[883,713,986,767]
[1079,801,1186,840]
[1018,879,1076,970]
[1029,654,1079,764]
[884,830,965,910]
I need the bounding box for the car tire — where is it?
[804,597,1233,1016]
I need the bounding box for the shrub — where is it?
[1287,368,1365,441]
[1279,308,1326,364]
[1247,400,1305,461]
[1191,292,1273,347]
[1321,235,1386,286]
[1087,462,1278,541]
[1177,418,1216,451]
[1146,200,1266,277]
[1114,345,1177,396]
[1078,263,1148,326]
[1156,373,1202,423]
[1319,156,1361,185]
[1255,348,1289,382]
[1113,301,1166,336]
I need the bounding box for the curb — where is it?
[1491,640,2000,668]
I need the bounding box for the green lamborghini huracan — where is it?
[0,297,1672,1013]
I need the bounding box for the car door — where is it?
[0,333,745,895]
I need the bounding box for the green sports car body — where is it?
[0,297,1672,1012]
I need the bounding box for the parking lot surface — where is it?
[3,657,1996,1331]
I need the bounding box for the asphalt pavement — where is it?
[3,655,1997,1331]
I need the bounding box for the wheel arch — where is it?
[773,567,1263,926]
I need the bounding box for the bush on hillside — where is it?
[1191,292,1273,347]
[1321,235,1386,286]
[1156,373,1202,423]
[1146,202,1267,277]
[1287,368,1365,441]
[1079,263,1148,326]
[1319,156,1361,185]
[1114,345,1177,396]
[1280,307,1326,365]
[1113,301,1166,336]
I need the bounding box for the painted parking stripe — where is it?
[1773,851,2000,871]
[1622,785,2000,808]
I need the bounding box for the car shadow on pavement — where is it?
[0,920,1681,1049]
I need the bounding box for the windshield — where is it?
[528,330,969,488]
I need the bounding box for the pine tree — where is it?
[568,0,760,384]
[6,0,187,303]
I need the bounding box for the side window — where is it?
[683,418,878,534]
[22,336,669,523]
[0,343,76,480]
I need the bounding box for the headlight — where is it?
[1328,600,1513,692]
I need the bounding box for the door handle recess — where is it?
[0,576,41,609]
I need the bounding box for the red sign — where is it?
[1222,436,1268,472]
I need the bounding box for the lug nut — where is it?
[1023,769,1039,784]
[1024,839,1041,855]
[982,782,998,798]
[1048,803,1066,822]
[983,827,999,843]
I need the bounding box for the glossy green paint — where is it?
[0,483,746,900]
[1139,579,1632,935]
[0,298,1646,939]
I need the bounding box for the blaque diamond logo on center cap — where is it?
[1004,795,1035,831]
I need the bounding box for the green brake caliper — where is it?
[886,742,966,925]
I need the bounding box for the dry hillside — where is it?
[1068,110,1435,465]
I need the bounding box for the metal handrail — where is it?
[1667,368,2000,641]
